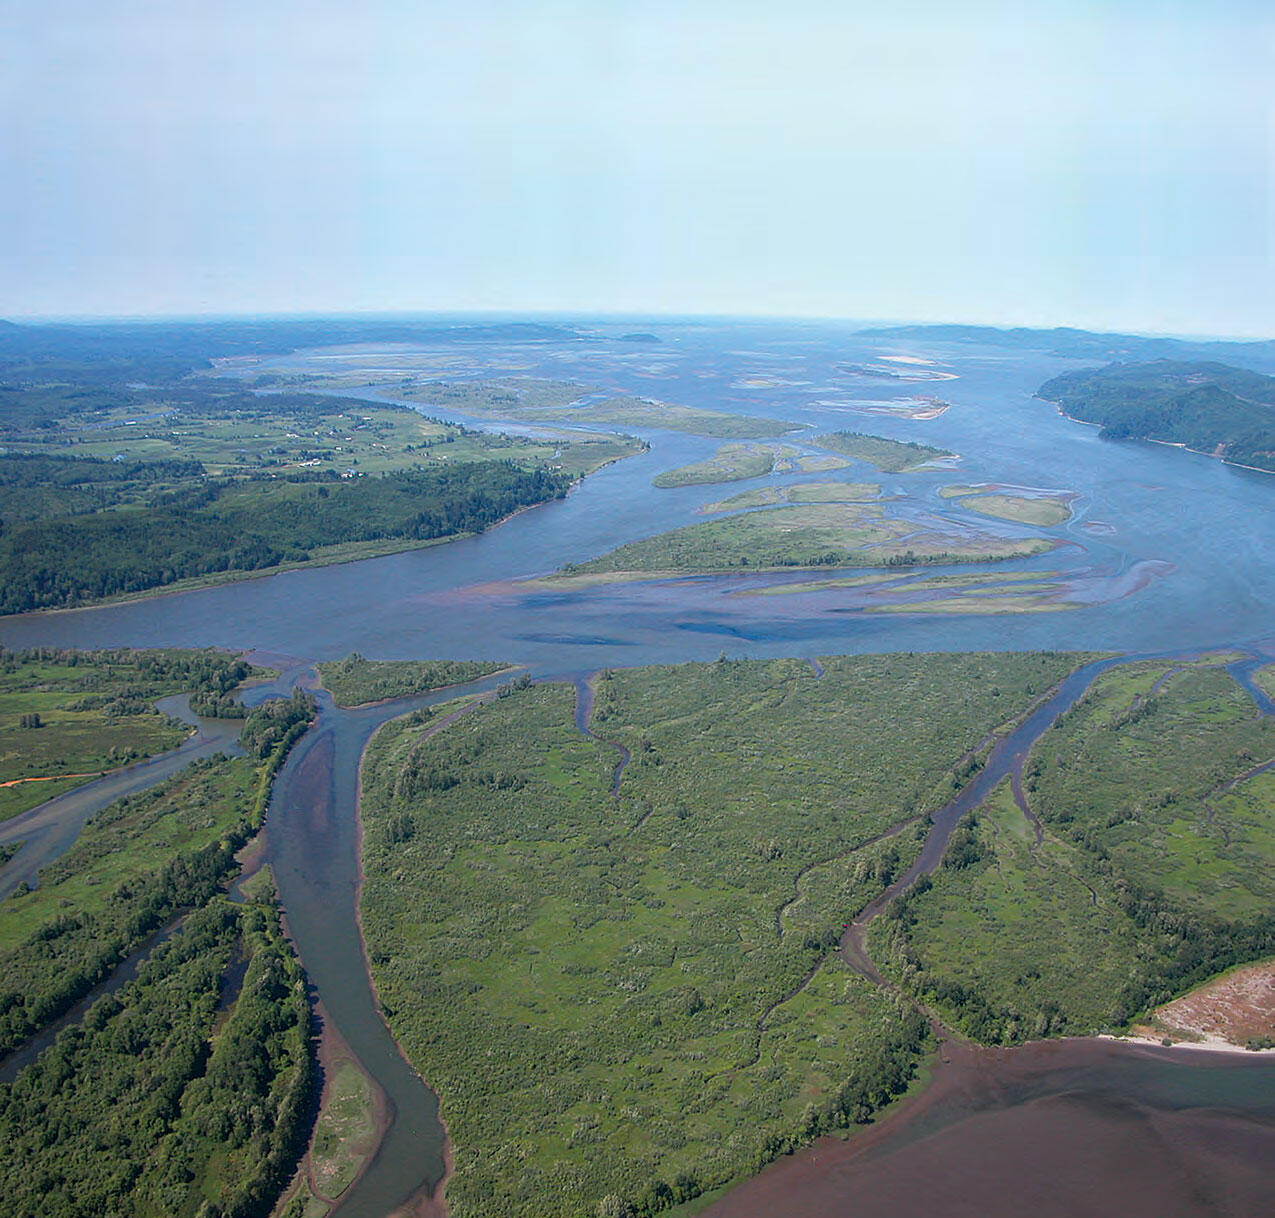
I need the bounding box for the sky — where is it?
[5,0,1275,335]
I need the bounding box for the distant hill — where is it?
[859,323,1275,369]
[1038,360,1275,472]
[0,318,583,385]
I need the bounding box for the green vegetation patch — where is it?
[560,503,1054,578]
[309,1059,378,1202]
[871,780,1143,1042]
[0,648,253,821]
[653,444,797,488]
[316,655,513,707]
[359,652,1084,1217]
[812,431,954,472]
[1028,663,1275,921]
[701,481,880,514]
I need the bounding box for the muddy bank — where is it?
[704,1036,1275,1218]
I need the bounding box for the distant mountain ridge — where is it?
[1038,359,1275,473]
[860,323,1275,370]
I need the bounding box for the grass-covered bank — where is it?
[358,652,1083,1218]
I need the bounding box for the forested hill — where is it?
[1037,360,1275,472]
[860,324,1275,368]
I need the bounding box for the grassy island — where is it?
[939,487,1074,527]
[812,431,954,473]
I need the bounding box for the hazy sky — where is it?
[5,1,1274,334]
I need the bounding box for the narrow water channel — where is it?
[264,673,516,1218]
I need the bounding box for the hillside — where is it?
[1038,359,1275,471]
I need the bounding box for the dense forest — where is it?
[0,900,311,1218]
[1037,360,1275,471]
[0,462,569,613]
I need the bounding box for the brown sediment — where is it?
[0,771,101,788]
[232,828,270,889]
[310,1015,391,1205]
[1135,959,1275,1049]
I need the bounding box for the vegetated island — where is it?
[653,444,849,489]
[812,431,955,473]
[1038,360,1275,473]
[358,652,1086,1218]
[555,501,1052,580]
[700,481,880,514]
[397,378,799,438]
[316,656,514,707]
[0,375,643,614]
[939,486,1075,527]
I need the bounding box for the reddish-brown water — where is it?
[704,1037,1275,1218]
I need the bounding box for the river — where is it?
[2,317,1274,1216]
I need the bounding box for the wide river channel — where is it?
[3,317,1275,1216]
